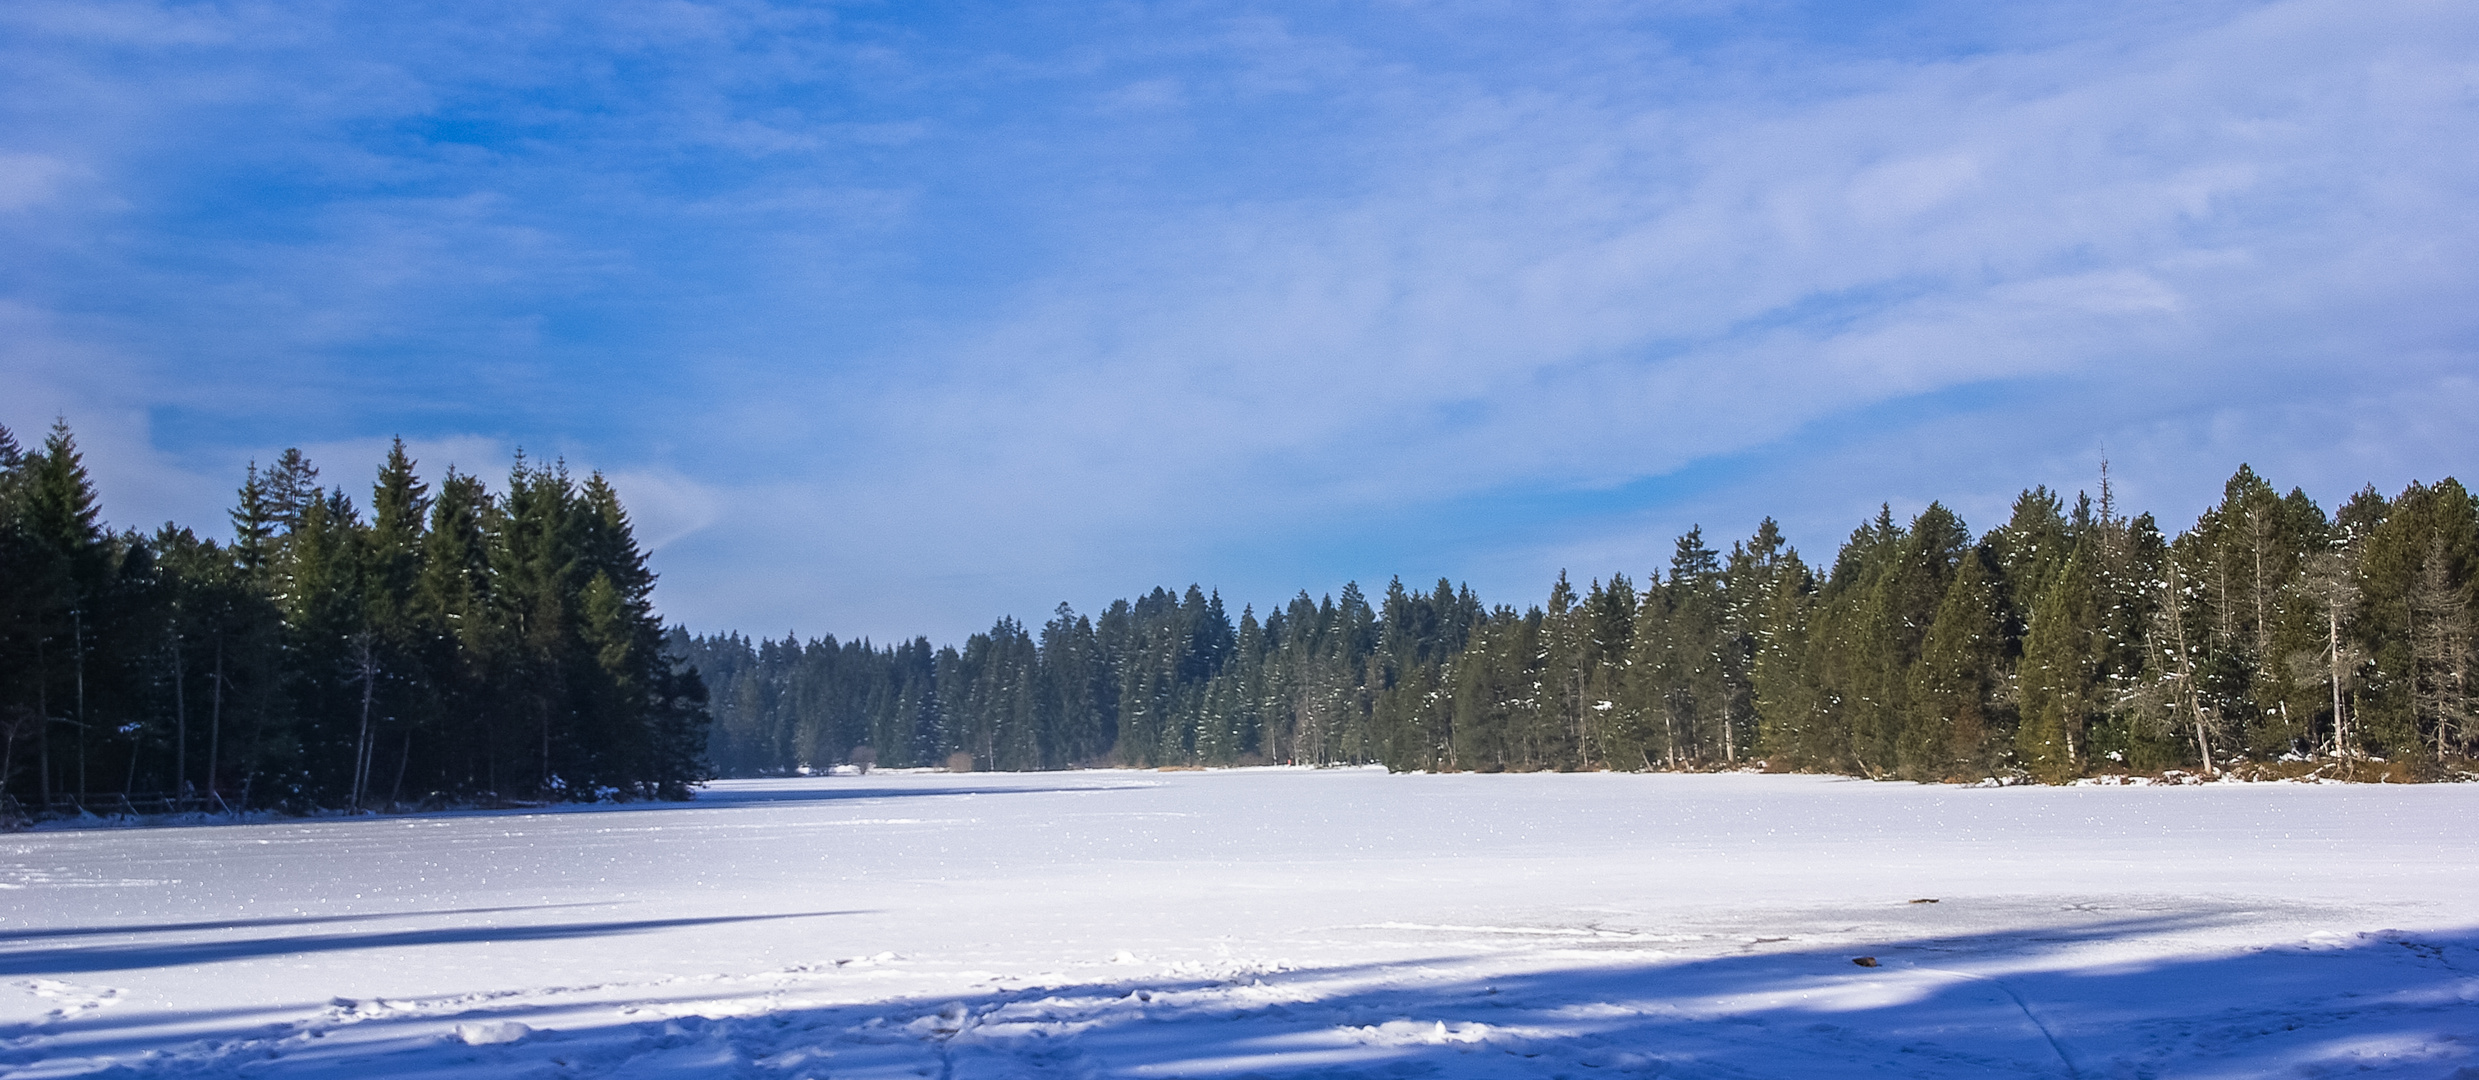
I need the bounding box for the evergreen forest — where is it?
[0,422,710,816]
[679,466,2476,783]
[8,410,2473,813]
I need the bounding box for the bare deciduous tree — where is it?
[2293,551,2364,756]
[2147,561,2221,775]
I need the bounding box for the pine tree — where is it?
[1449,605,1538,771]
[2019,548,2102,782]
[0,424,50,801]
[2181,472,2335,755]
[0,425,707,809]
[2352,480,2478,760]
[1902,548,2007,780]
[1631,532,1727,768]
[2407,535,2474,759]
[494,455,585,795]
[415,468,498,794]
[1579,573,1633,764]
[264,448,320,534]
[356,440,429,807]
[1541,571,1586,768]
[19,422,113,801]
[1749,540,1824,767]
[281,482,369,805]
[1988,487,2070,614]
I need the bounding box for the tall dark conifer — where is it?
[1902,548,2007,779]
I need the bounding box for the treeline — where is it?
[682,466,2475,781]
[0,421,710,814]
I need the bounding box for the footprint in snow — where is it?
[19,979,124,1023]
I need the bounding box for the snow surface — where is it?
[3,768,2477,1078]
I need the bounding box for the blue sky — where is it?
[5,0,2475,643]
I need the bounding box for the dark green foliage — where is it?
[1370,578,1483,771]
[1902,548,2007,780]
[674,464,2475,785]
[2352,480,2479,758]
[2018,547,2104,782]
[18,428,2444,789]
[12,429,2399,792]
[1618,530,1741,770]
[678,580,1416,773]
[0,423,709,811]
[1437,605,1534,771]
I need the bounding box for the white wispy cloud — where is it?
[2,0,2471,641]
[670,0,2475,635]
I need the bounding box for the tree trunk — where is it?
[1723,699,1737,764]
[351,636,379,810]
[2164,570,2216,776]
[2328,603,2348,756]
[170,635,187,795]
[207,638,223,798]
[75,608,87,800]
[389,730,412,809]
[37,635,50,805]
[0,717,16,809]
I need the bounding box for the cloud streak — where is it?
[2,0,2472,642]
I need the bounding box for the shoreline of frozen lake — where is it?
[4,769,2475,1077]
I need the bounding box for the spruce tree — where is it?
[1749,541,1824,767]
[2019,548,2102,782]
[19,423,112,801]
[2351,480,2478,759]
[1903,548,2007,780]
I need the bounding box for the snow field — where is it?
[3,769,2477,1077]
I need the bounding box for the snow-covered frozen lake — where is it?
[4,768,2475,1078]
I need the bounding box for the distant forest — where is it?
[679,466,2476,782]
[0,422,709,815]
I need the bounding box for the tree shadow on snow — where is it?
[683,781,1157,809]
[14,914,2477,1078]
[0,902,616,943]
[0,910,866,978]
[20,779,1154,837]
